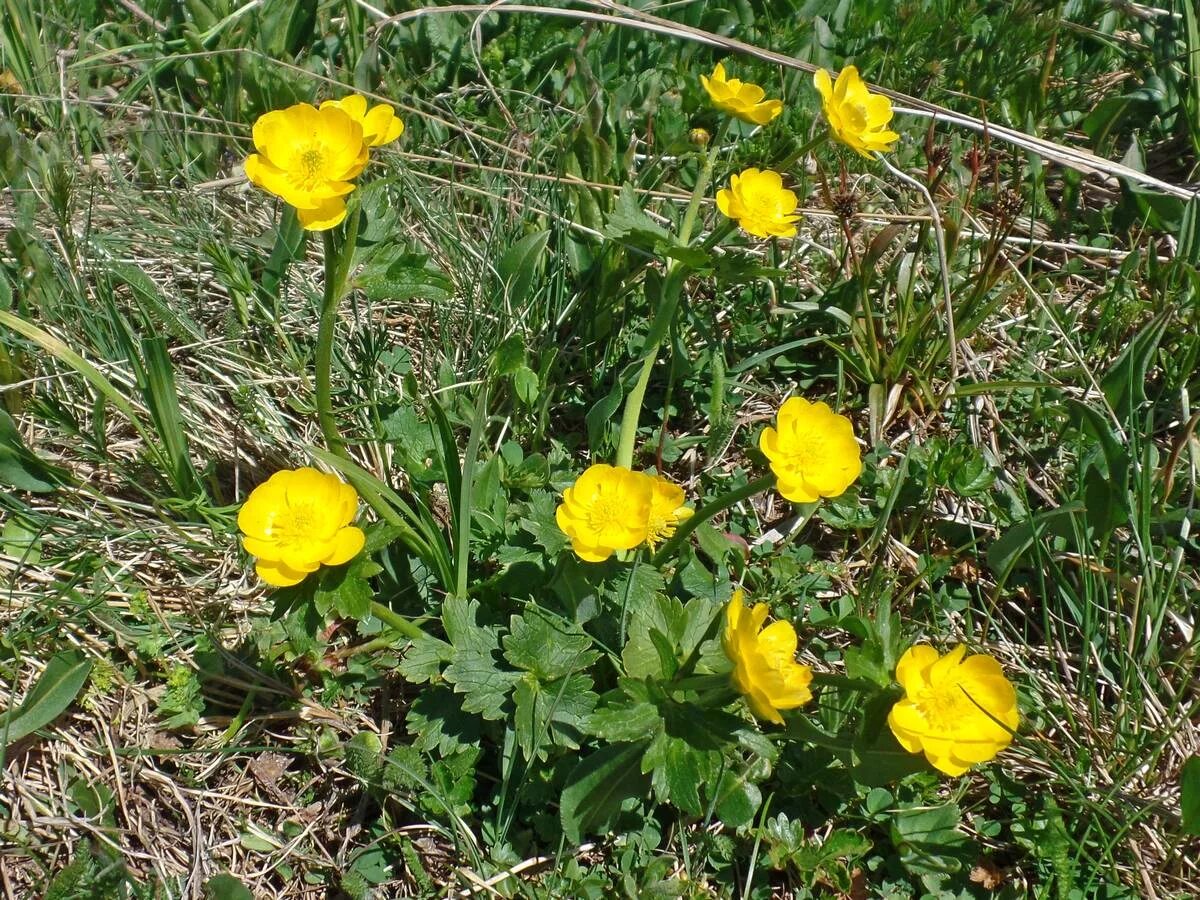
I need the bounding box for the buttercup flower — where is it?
[700,63,783,126]
[643,473,694,550]
[722,591,813,724]
[320,94,404,147]
[759,398,861,503]
[888,644,1019,776]
[238,467,366,587]
[716,168,800,239]
[555,464,652,562]
[813,66,899,158]
[244,103,369,230]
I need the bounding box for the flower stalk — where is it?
[615,138,722,470]
[316,212,360,462]
[650,474,776,564]
[368,601,427,641]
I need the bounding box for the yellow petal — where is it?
[323,525,366,566]
[322,94,368,120]
[744,684,784,724]
[736,83,766,105]
[296,197,349,231]
[756,619,798,663]
[570,539,614,563]
[895,644,939,694]
[813,68,834,102]
[833,65,859,102]
[929,644,969,685]
[924,748,972,777]
[242,535,282,561]
[237,472,291,538]
[774,475,820,504]
[256,558,310,587]
[362,104,403,145]
[887,703,925,753]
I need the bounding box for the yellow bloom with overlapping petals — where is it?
[888,644,1019,776]
[722,591,813,724]
[643,474,693,550]
[238,467,366,587]
[555,464,652,563]
[243,103,369,231]
[700,63,783,126]
[813,66,899,158]
[716,168,800,239]
[320,94,404,147]
[759,398,861,503]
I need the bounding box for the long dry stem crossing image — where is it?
[1,1,1199,897]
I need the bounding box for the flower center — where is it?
[291,144,328,191]
[845,101,870,132]
[785,431,826,471]
[646,511,675,547]
[747,191,785,220]
[586,494,626,535]
[916,682,971,731]
[273,503,319,546]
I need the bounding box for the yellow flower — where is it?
[320,94,404,147]
[759,398,861,503]
[700,63,783,126]
[722,591,813,724]
[555,464,652,562]
[644,474,694,549]
[237,467,366,587]
[716,168,800,239]
[243,103,369,231]
[813,66,899,158]
[888,644,1019,776]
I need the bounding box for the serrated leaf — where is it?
[519,490,569,556]
[512,672,597,761]
[587,699,661,742]
[396,636,454,684]
[442,595,499,654]
[560,742,650,844]
[380,404,444,483]
[642,728,719,816]
[405,685,483,755]
[443,650,519,720]
[313,563,374,621]
[622,593,718,679]
[381,743,428,793]
[502,607,599,680]
[1,650,93,747]
[843,643,890,686]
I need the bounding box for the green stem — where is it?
[369,601,426,641]
[455,382,489,598]
[614,141,722,470]
[650,474,776,564]
[317,230,350,461]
